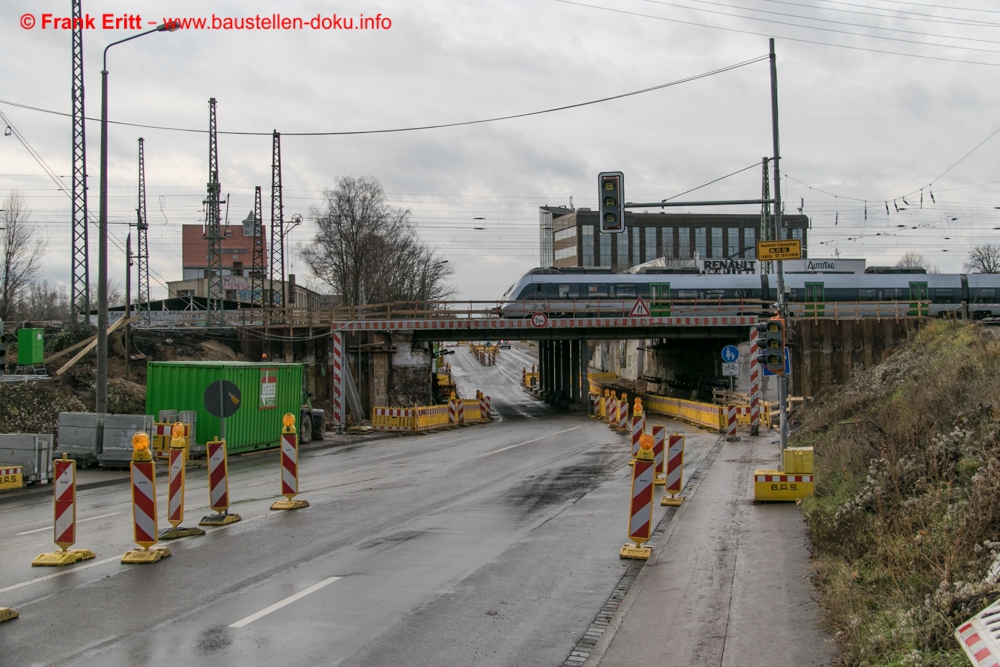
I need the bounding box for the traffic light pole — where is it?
[768,38,789,453]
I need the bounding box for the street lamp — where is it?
[97,23,176,414]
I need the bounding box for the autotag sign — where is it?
[756,239,802,260]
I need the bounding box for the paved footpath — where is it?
[586,429,834,667]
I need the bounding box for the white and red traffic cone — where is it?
[621,433,656,560]
[652,424,665,487]
[160,423,205,539]
[122,432,171,564]
[272,413,310,511]
[32,454,96,566]
[199,437,241,527]
[661,433,685,506]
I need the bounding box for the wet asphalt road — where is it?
[0,345,650,666]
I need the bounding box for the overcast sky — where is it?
[2,0,999,301]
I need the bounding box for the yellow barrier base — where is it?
[661,495,683,506]
[753,469,814,502]
[628,458,636,466]
[270,499,310,511]
[159,525,206,540]
[653,478,665,487]
[199,512,242,527]
[619,544,652,560]
[31,548,96,567]
[0,608,18,623]
[121,547,171,564]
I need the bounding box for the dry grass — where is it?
[798,320,1000,666]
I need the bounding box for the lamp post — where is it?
[97,23,175,413]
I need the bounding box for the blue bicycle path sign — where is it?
[721,345,740,363]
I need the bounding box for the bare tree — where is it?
[965,244,1000,273]
[302,175,453,307]
[896,251,938,273]
[14,281,70,321]
[0,191,45,320]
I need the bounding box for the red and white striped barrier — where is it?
[478,392,488,420]
[121,455,170,564]
[332,332,345,430]
[754,473,813,483]
[133,461,157,545]
[621,435,656,560]
[749,326,760,435]
[457,398,465,424]
[160,425,205,540]
[603,392,612,423]
[726,404,740,441]
[662,433,685,505]
[272,415,309,510]
[372,407,414,431]
[956,598,1000,667]
[485,395,491,419]
[199,439,241,526]
[630,412,643,462]
[32,456,96,566]
[652,425,665,486]
[448,396,458,426]
[618,393,629,432]
[167,448,185,525]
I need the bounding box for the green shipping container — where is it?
[17,328,44,365]
[145,361,303,454]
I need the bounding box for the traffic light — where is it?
[598,171,625,234]
[755,317,785,375]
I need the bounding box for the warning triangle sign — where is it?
[629,297,650,318]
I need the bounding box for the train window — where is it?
[558,284,580,299]
[677,289,698,300]
[589,284,609,298]
[616,284,637,298]
[884,288,905,300]
[934,288,953,303]
[976,288,996,303]
[702,289,726,300]
[858,289,877,301]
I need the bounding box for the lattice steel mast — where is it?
[269,131,284,309]
[760,157,772,275]
[251,185,265,306]
[71,0,89,326]
[205,98,223,323]
[136,138,150,323]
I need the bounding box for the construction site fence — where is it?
[372,399,487,432]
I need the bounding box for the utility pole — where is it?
[70,0,89,328]
[769,38,789,452]
[136,138,150,325]
[251,186,265,306]
[205,98,224,325]
[269,131,284,311]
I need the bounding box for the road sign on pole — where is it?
[721,345,740,363]
[722,362,739,376]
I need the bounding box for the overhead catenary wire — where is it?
[556,0,1000,67]
[0,55,768,138]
